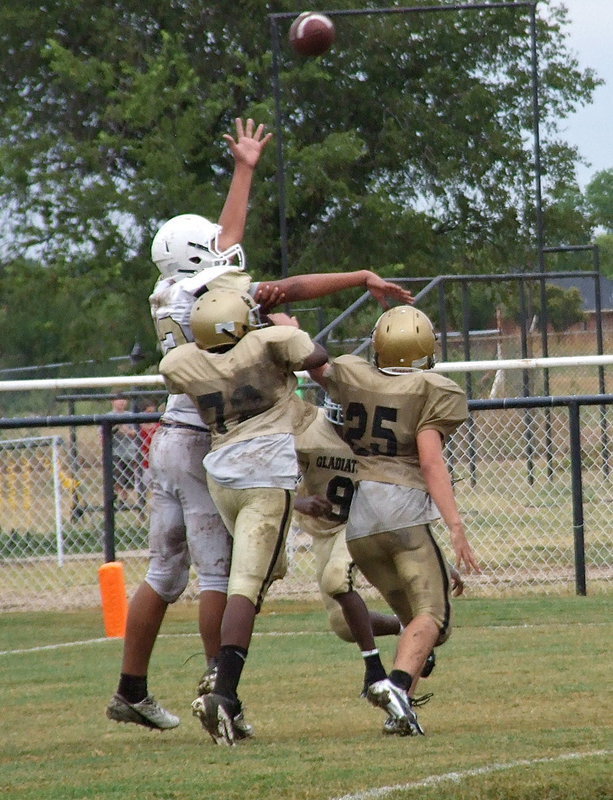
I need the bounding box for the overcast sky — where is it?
[554,0,612,188]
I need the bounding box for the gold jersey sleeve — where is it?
[206,271,252,294]
[159,326,316,449]
[289,394,319,436]
[294,409,357,538]
[327,355,468,491]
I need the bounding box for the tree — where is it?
[0,0,601,368]
[0,259,145,369]
[503,281,585,333]
[594,233,613,279]
[586,169,613,232]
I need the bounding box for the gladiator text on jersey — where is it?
[315,455,357,474]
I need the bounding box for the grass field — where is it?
[1,595,611,800]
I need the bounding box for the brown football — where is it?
[289,12,335,57]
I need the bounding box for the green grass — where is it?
[1,596,611,800]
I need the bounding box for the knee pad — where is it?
[320,559,353,598]
[328,604,354,643]
[197,574,229,594]
[145,566,190,604]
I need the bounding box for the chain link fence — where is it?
[1,358,611,611]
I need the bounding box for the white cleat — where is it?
[106,694,180,730]
[366,679,424,737]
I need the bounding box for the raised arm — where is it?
[254,270,414,311]
[216,118,272,250]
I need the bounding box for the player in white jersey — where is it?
[106,116,416,734]
[106,118,272,733]
[311,306,481,737]
[160,289,328,744]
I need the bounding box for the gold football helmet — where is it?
[189,289,265,351]
[372,306,436,373]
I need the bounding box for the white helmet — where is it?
[151,213,245,278]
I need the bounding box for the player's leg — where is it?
[105,578,181,731]
[347,530,425,736]
[107,431,191,729]
[192,482,293,744]
[180,428,233,690]
[107,426,207,730]
[388,524,452,689]
[219,484,293,682]
[120,581,168,678]
[316,531,387,690]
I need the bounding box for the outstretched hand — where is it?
[365,272,414,309]
[267,312,299,328]
[254,283,286,311]
[223,117,273,170]
[450,528,482,577]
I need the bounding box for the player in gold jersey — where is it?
[294,397,464,698]
[311,305,481,736]
[107,117,416,734]
[294,399,401,695]
[160,290,328,744]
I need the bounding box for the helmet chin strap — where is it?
[220,327,241,344]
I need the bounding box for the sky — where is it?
[553,0,612,188]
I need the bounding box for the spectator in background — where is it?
[110,394,140,510]
[136,400,161,511]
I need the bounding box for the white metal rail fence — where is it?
[0,358,611,611]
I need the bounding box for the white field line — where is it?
[2,637,610,798]
[0,629,324,656]
[329,750,611,800]
[0,622,609,657]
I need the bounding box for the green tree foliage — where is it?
[0,0,601,367]
[594,233,613,279]
[586,169,613,233]
[0,259,145,368]
[544,284,586,332]
[503,281,585,332]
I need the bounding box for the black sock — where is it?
[214,645,248,705]
[117,673,148,704]
[389,669,413,692]
[362,649,387,686]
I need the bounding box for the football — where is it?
[289,12,335,57]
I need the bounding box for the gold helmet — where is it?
[372,306,436,373]
[189,289,265,351]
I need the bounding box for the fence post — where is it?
[568,401,587,596]
[51,436,64,566]
[100,420,116,563]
